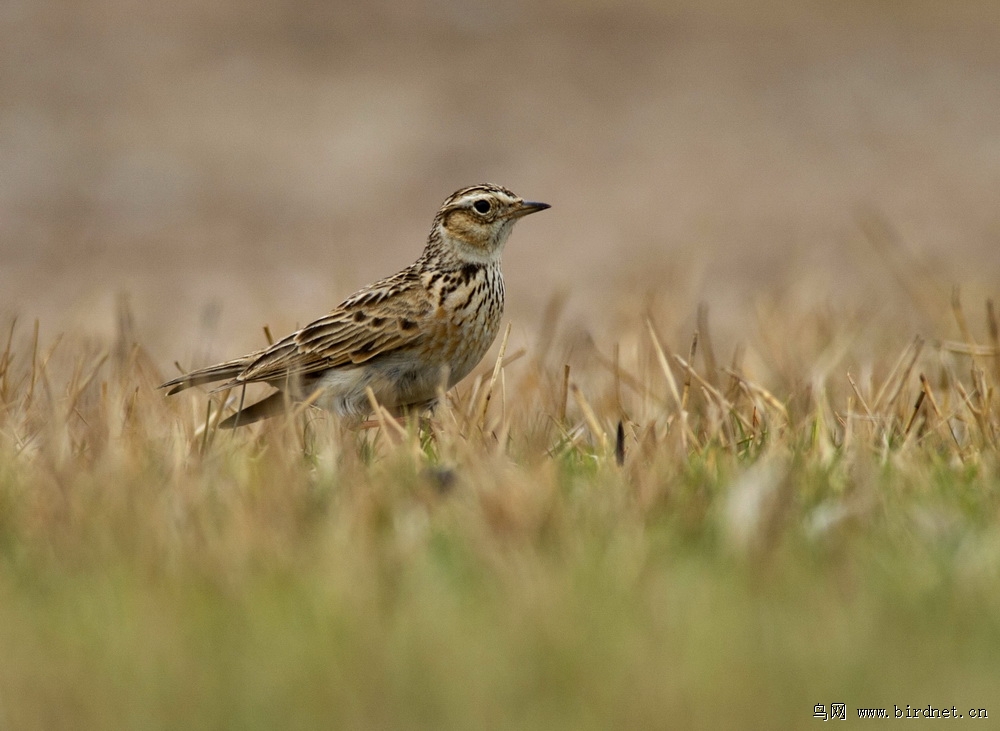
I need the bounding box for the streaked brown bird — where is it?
[161,184,549,427]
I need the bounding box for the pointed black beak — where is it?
[511,200,551,218]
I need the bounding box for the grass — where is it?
[1,286,999,729]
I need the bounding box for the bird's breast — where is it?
[427,264,504,384]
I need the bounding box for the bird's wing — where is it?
[229,271,433,386]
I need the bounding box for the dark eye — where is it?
[473,199,492,214]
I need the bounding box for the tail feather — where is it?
[218,391,290,429]
[160,356,255,394]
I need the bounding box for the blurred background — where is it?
[3,0,1000,370]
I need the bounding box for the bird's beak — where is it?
[510,200,551,218]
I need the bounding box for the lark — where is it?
[161,184,549,427]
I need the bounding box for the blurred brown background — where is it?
[3,0,1000,370]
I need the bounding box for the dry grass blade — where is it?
[918,374,943,421]
[844,369,882,444]
[559,364,570,424]
[477,322,512,428]
[674,352,748,428]
[933,340,1000,357]
[463,374,483,424]
[233,384,248,430]
[292,386,327,420]
[200,400,214,453]
[871,336,922,411]
[571,383,607,452]
[365,387,409,442]
[723,367,789,422]
[27,320,41,408]
[954,379,990,448]
[885,336,923,413]
[919,373,963,451]
[0,318,16,403]
[65,352,109,421]
[615,420,625,466]
[987,299,1000,384]
[500,348,526,369]
[613,343,624,417]
[191,386,229,446]
[681,330,698,413]
[903,389,926,437]
[646,319,693,449]
[970,366,996,448]
[951,286,977,366]
[697,303,719,389]
[845,371,874,420]
[646,319,682,410]
[725,343,746,402]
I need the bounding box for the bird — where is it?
[160,184,549,428]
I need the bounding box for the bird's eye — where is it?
[473,199,492,214]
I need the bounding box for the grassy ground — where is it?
[1,286,998,729]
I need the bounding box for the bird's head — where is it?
[430,184,549,265]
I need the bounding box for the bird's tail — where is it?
[160,354,260,394]
[218,391,290,429]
